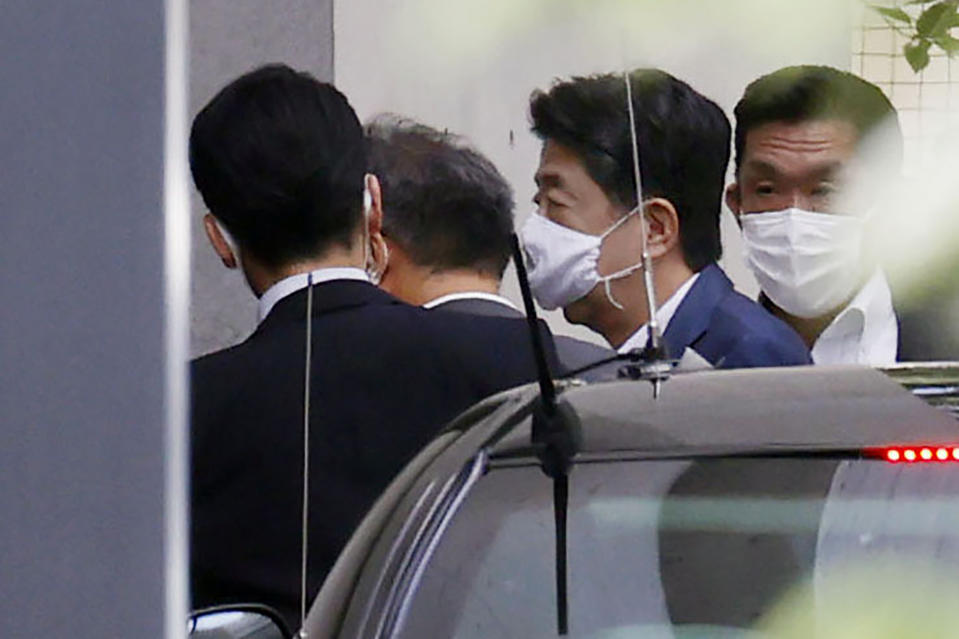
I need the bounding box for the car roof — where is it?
[304,363,959,638]
[489,365,959,460]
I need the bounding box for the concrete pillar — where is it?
[0,1,188,637]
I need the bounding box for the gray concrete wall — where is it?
[0,2,173,637]
[190,0,335,357]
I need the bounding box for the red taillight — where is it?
[881,446,959,463]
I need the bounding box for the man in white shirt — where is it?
[726,65,901,365]
[520,69,809,369]
[366,115,615,377]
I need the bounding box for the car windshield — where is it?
[391,456,959,638]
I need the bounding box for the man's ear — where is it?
[725,183,743,227]
[379,236,398,277]
[377,237,405,294]
[643,198,680,259]
[203,214,238,269]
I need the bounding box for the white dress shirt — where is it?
[811,270,898,366]
[422,291,520,312]
[617,273,700,354]
[257,267,369,324]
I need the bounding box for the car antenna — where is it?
[621,69,672,398]
[298,272,314,638]
[512,233,581,636]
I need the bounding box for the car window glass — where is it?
[392,458,959,639]
[396,465,556,638]
[815,459,959,573]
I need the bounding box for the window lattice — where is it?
[852,2,959,174]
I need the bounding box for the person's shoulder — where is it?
[191,338,251,376]
[365,299,493,341]
[190,337,267,413]
[553,333,614,371]
[707,289,811,367]
[424,311,550,353]
[554,334,610,356]
[712,288,797,339]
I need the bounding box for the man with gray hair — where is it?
[366,115,614,376]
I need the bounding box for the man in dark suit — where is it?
[521,69,810,369]
[188,65,556,630]
[364,115,615,378]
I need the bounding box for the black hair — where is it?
[365,115,515,278]
[189,64,366,268]
[529,69,730,272]
[733,65,902,172]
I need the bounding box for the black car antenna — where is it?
[550,72,677,392]
[512,233,580,636]
[620,69,673,398]
[298,272,314,639]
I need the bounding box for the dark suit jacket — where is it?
[190,280,557,629]
[663,264,811,368]
[430,297,618,380]
[895,291,951,362]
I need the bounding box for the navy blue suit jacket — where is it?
[662,264,811,369]
[190,280,557,629]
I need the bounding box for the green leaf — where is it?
[933,33,959,53]
[905,39,932,71]
[917,2,959,38]
[872,5,912,23]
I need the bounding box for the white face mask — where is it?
[740,207,866,319]
[361,182,388,285]
[519,207,645,311]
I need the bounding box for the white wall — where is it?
[335,0,853,344]
[190,0,335,357]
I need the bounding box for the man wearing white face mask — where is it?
[726,65,901,366]
[522,69,810,370]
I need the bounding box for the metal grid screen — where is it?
[853,2,959,174]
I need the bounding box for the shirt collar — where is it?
[811,269,898,365]
[617,272,700,354]
[422,291,520,311]
[257,267,369,324]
